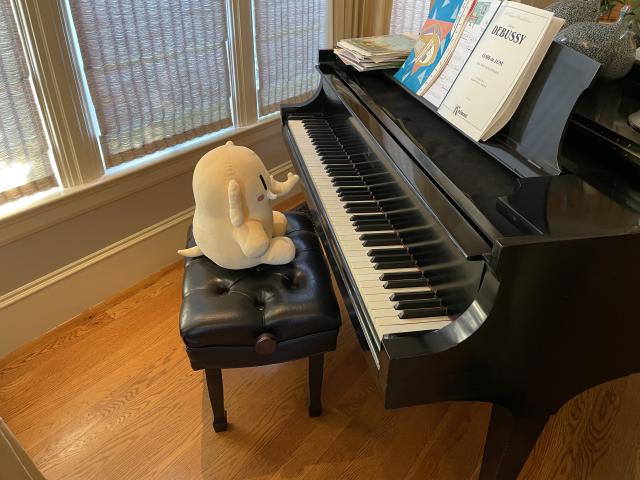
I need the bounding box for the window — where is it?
[69,0,233,168]
[252,0,328,117]
[0,0,56,205]
[0,0,329,210]
[389,0,431,35]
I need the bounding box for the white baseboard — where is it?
[0,208,193,358]
[0,160,299,358]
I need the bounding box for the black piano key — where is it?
[339,194,373,202]
[367,247,406,257]
[321,158,351,165]
[330,175,361,182]
[363,238,402,247]
[327,170,359,178]
[383,278,430,289]
[310,133,338,139]
[398,307,448,319]
[336,186,369,193]
[304,132,332,137]
[370,253,412,263]
[351,213,386,222]
[326,167,358,174]
[323,160,353,166]
[373,260,415,269]
[332,179,364,186]
[324,152,349,158]
[393,298,441,310]
[355,223,393,232]
[352,218,390,225]
[379,272,424,281]
[324,163,356,169]
[314,145,343,151]
[347,206,382,214]
[389,291,436,301]
[360,232,398,241]
[339,188,371,194]
[301,123,328,129]
[373,259,413,269]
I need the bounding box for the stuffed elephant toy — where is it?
[178,141,299,269]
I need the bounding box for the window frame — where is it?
[2,0,328,229]
[4,0,305,203]
[11,0,104,188]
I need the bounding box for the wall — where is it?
[0,118,296,357]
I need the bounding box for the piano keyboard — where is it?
[288,118,452,342]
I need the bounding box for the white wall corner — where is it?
[0,159,299,358]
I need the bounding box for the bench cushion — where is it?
[180,213,340,357]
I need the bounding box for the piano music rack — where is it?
[325,43,600,178]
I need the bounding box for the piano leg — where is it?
[478,405,548,480]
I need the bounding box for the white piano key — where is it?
[288,120,450,340]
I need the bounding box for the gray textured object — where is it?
[600,29,638,79]
[555,21,619,64]
[555,6,638,80]
[545,0,600,27]
[630,110,640,132]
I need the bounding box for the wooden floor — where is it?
[1,263,640,479]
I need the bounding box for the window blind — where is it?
[389,0,431,34]
[69,0,233,168]
[253,0,327,117]
[0,0,56,205]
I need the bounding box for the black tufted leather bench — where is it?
[180,212,341,432]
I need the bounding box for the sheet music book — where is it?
[393,0,477,94]
[423,0,502,107]
[439,2,563,141]
[394,0,563,141]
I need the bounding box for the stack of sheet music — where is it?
[394,0,564,141]
[334,34,416,72]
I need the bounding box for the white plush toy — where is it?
[178,141,299,269]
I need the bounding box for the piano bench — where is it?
[179,212,341,432]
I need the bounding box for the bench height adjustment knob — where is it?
[255,333,277,355]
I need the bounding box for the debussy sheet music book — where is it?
[395,0,564,142]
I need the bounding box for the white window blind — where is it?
[389,0,431,34]
[69,0,233,168]
[253,0,327,117]
[0,0,56,205]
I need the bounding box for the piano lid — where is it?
[498,176,640,236]
[571,63,640,169]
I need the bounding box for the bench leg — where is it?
[308,353,324,417]
[205,368,228,432]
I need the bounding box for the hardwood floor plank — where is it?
[1,261,640,480]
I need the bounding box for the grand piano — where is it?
[281,48,640,479]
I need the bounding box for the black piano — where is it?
[281,48,640,480]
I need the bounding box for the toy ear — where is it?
[228,179,243,227]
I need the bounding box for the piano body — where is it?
[281,48,640,479]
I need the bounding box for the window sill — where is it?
[0,115,283,247]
